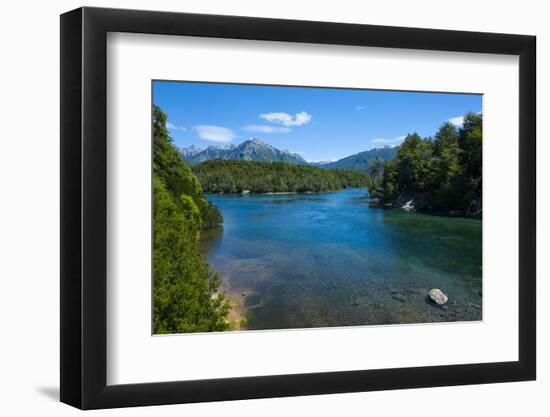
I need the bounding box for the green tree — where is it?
[459,112,482,180]
[152,105,230,334]
[396,133,432,191]
[368,156,383,187]
[457,112,482,213]
[378,113,482,217]
[431,122,462,208]
[381,159,399,202]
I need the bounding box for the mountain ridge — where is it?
[179,138,307,165]
[322,146,397,172]
[179,139,398,171]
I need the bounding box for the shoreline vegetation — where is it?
[153,105,232,334]
[192,160,372,194]
[370,112,483,219]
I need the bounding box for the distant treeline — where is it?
[372,112,482,218]
[153,105,230,334]
[192,160,372,193]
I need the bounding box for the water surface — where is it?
[200,189,482,330]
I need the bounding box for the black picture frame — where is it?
[60,6,536,410]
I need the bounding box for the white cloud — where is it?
[194,125,236,143]
[448,116,465,126]
[166,122,187,131]
[242,125,291,134]
[259,111,312,126]
[372,135,406,144]
[448,111,481,126]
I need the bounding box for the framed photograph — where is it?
[60,7,536,409]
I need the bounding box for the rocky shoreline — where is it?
[370,191,482,220]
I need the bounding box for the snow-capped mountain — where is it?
[179,138,307,165]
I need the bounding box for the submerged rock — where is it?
[390,289,407,303]
[428,288,448,305]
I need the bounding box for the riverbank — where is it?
[371,190,482,219]
[208,188,367,196]
[220,287,249,330]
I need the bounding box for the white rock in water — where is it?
[428,289,448,305]
[402,200,415,211]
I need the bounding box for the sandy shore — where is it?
[224,288,248,330]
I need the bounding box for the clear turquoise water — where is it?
[200,188,482,330]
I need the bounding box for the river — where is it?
[199,188,482,330]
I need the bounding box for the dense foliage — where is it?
[192,160,372,193]
[153,105,230,334]
[374,112,482,217]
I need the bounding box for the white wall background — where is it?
[0,0,546,415]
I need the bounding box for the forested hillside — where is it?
[153,105,230,334]
[322,146,397,172]
[192,160,371,194]
[373,112,482,218]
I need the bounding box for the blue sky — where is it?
[153,81,482,162]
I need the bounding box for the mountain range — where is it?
[179,139,307,165]
[178,139,397,172]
